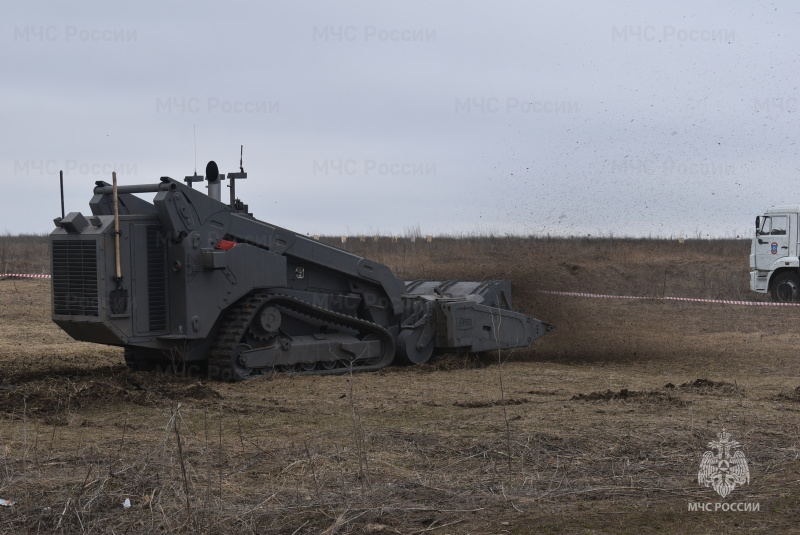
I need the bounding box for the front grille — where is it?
[146,227,167,331]
[52,240,99,316]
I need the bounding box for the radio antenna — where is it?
[184,126,203,188]
[59,170,65,219]
[193,125,197,174]
[227,145,247,210]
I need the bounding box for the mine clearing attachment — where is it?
[50,155,554,381]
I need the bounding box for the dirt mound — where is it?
[0,368,222,419]
[454,398,529,408]
[571,388,685,404]
[572,388,635,401]
[3,364,123,385]
[674,378,741,395]
[777,386,800,402]
[401,353,493,373]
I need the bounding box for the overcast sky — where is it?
[3,1,798,238]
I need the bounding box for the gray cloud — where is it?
[3,0,797,238]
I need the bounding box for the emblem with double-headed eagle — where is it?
[698,428,750,498]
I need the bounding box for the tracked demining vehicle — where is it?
[50,158,554,380]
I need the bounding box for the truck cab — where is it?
[750,205,800,301]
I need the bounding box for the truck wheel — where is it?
[771,272,800,302]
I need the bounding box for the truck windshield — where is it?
[758,215,788,235]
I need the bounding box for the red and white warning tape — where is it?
[0,275,795,307]
[539,290,800,306]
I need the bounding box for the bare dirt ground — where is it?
[0,236,799,534]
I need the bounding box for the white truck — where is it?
[750,205,800,301]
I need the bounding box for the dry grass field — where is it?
[1,235,799,534]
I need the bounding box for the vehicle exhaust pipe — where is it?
[205,160,223,201]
